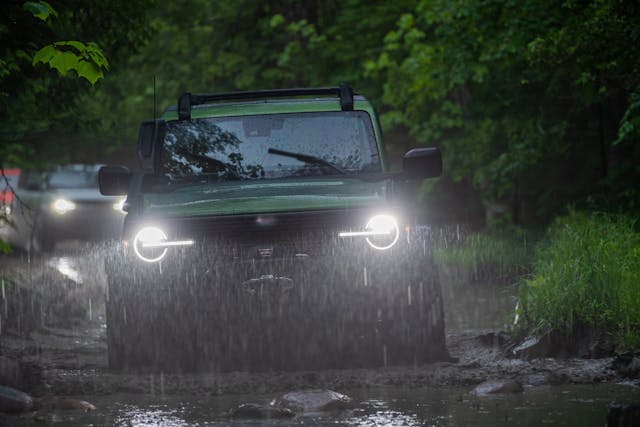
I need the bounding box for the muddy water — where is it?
[2,247,638,426]
[4,384,635,426]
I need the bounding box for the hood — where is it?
[143,178,390,217]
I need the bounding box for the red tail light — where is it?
[0,191,13,205]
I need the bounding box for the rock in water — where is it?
[229,403,295,419]
[37,397,96,411]
[472,380,523,396]
[610,353,640,379]
[607,403,640,427]
[0,385,34,413]
[272,389,352,412]
[54,398,96,411]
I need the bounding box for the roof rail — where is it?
[178,83,354,120]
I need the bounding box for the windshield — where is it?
[161,111,381,184]
[0,171,19,191]
[47,171,99,189]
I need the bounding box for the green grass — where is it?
[518,212,640,349]
[433,227,533,283]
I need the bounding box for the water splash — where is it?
[47,256,83,284]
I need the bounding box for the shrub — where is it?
[518,212,640,349]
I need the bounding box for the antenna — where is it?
[153,75,157,119]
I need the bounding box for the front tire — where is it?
[105,243,449,372]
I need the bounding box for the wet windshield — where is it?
[161,111,381,184]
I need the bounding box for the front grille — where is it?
[129,208,372,260]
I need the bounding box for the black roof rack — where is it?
[177,83,354,120]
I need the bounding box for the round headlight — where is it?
[51,198,76,215]
[365,214,400,250]
[133,226,168,263]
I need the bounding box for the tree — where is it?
[0,0,151,168]
[72,0,417,161]
[369,0,640,225]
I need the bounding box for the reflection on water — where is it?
[4,384,635,426]
[345,397,422,426]
[114,404,190,427]
[345,409,421,426]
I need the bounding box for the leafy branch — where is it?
[22,1,110,85]
[32,41,110,85]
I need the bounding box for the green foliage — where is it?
[0,0,152,168]
[33,41,109,84]
[518,212,640,349]
[434,227,533,283]
[2,0,640,227]
[71,0,415,158]
[0,239,11,254]
[23,1,57,21]
[368,0,640,224]
[615,90,640,146]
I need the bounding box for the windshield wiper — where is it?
[175,148,241,180]
[267,148,345,175]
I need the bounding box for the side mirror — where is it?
[137,120,166,173]
[402,147,442,180]
[99,166,131,196]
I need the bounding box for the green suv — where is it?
[100,85,447,372]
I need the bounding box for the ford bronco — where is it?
[99,85,447,372]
